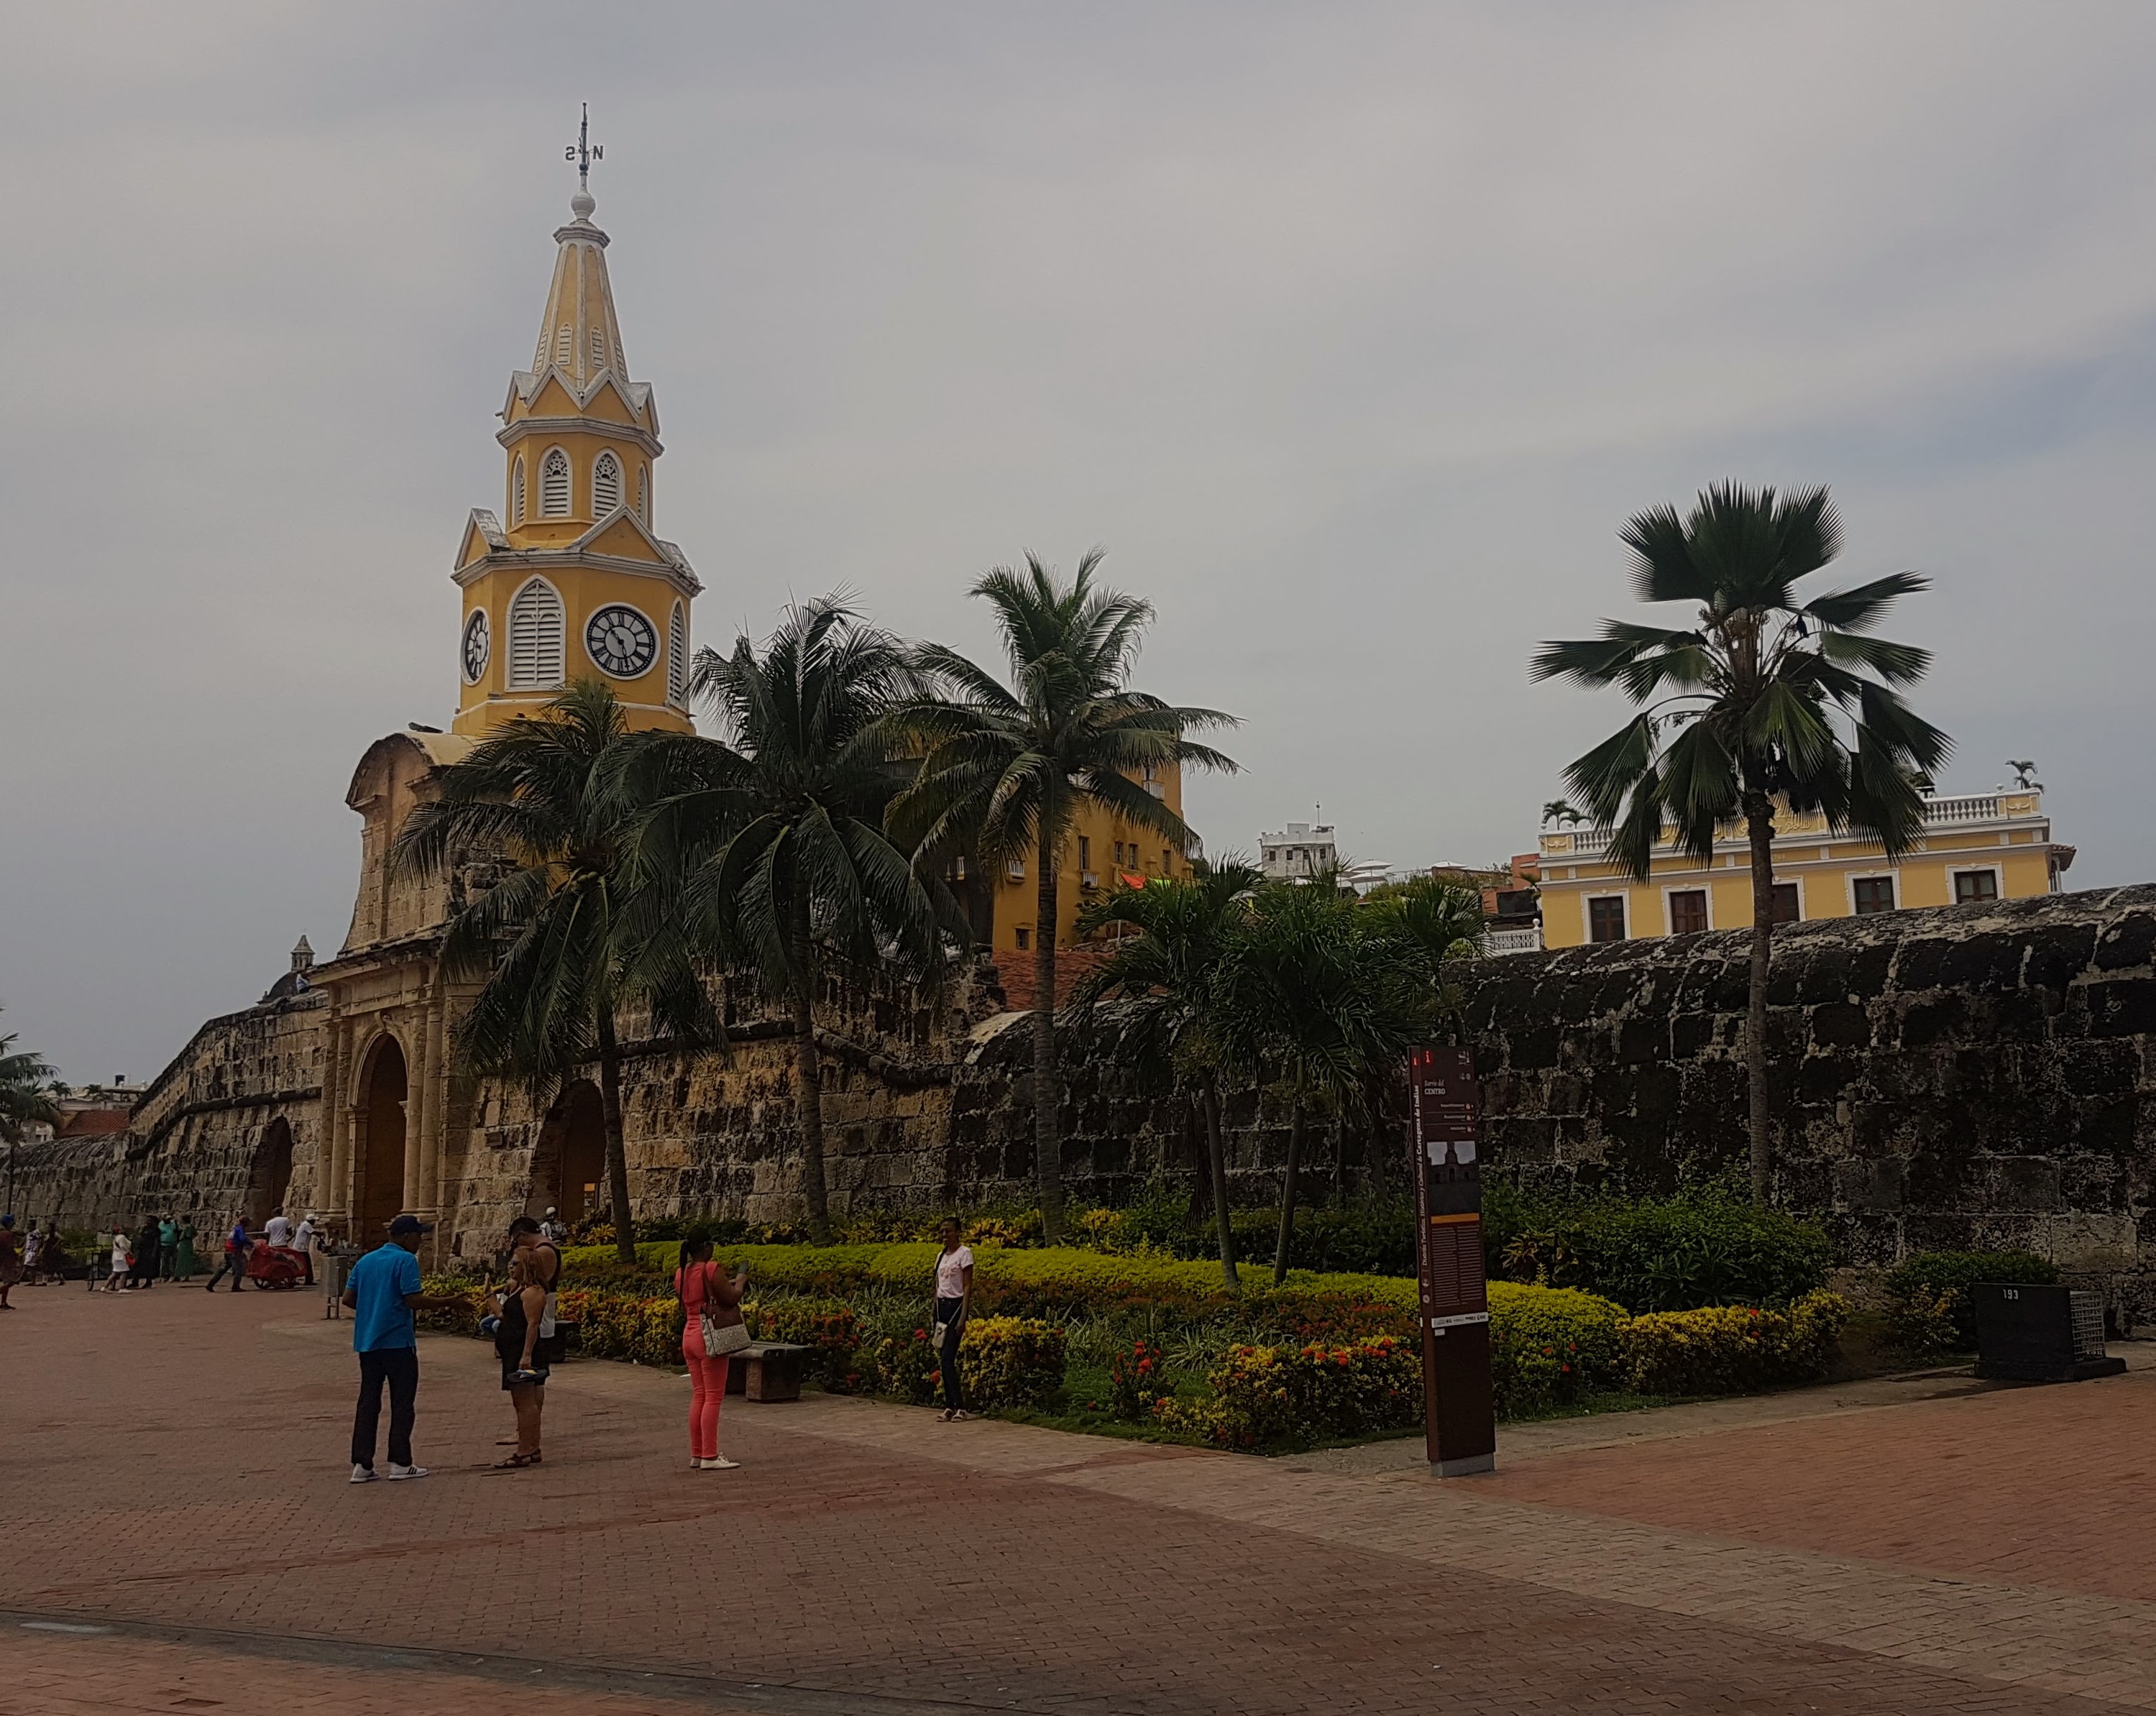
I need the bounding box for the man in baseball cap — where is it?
[341,1213,461,1483]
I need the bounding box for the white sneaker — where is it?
[703,1454,740,1470]
[382,1462,429,1480]
[349,1464,378,1484]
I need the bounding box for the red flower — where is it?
[914,1329,927,1340]
[1137,1358,1153,1373]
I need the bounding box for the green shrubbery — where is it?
[1159,1335,1422,1449]
[959,1317,1068,1408]
[1487,1280,1631,1415]
[1880,1250,2058,1356]
[1617,1291,1850,1395]
[1486,1184,1830,1311]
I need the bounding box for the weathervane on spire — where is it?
[564,103,603,206]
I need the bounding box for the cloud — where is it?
[4,1,2152,1078]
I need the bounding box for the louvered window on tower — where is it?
[510,457,526,525]
[555,325,572,367]
[636,467,648,523]
[590,329,605,370]
[668,603,687,704]
[592,451,621,515]
[507,580,565,689]
[540,448,570,516]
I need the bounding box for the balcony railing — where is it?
[1482,925,1543,956]
[1539,791,2039,858]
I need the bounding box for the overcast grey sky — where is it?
[5,2,2153,1085]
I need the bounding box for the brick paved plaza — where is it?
[4,1283,2154,1715]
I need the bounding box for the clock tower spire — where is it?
[449,115,700,738]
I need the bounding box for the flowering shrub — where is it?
[870,1327,942,1404]
[559,1287,684,1366]
[1487,1280,1630,1416]
[1160,1335,1422,1451]
[1108,1339,1174,1421]
[958,1317,1068,1408]
[1619,1290,1850,1396]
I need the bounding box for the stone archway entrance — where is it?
[245,1116,295,1232]
[528,1080,607,1224]
[355,1035,408,1242]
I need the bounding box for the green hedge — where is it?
[1618,1291,1850,1395]
[1881,1249,2058,1354]
[1486,1186,1830,1311]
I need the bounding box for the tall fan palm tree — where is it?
[626,598,960,1244]
[1071,861,1262,1286]
[886,550,1238,1242]
[1209,874,1425,1284]
[393,680,717,1265]
[1531,482,1948,1206]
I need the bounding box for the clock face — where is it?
[584,603,657,678]
[461,609,490,683]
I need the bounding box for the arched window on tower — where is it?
[507,579,565,689]
[636,466,648,523]
[555,325,572,367]
[510,456,526,525]
[592,451,621,517]
[668,602,688,705]
[539,448,570,517]
[590,328,605,372]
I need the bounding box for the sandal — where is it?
[490,1451,541,1469]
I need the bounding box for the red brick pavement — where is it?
[1480,1365,2156,1602]
[0,1279,2144,1714]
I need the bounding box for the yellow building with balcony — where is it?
[1536,790,2073,948]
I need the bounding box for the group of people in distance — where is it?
[339,1211,981,1484]
[0,1208,330,1296]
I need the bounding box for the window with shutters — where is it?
[1667,890,1708,935]
[1770,882,1801,924]
[506,579,565,689]
[539,448,570,516]
[592,451,620,515]
[590,328,605,370]
[555,325,572,367]
[1587,896,1627,942]
[510,456,526,525]
[1954,868,1999,904]
[667,603,687,704]
[636,467,648,523]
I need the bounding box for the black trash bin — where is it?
[1972,1283,2126,1382]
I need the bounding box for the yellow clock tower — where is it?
[450,133,699,738]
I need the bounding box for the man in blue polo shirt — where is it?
[342,1214,462,1484]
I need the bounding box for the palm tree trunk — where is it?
[594,1004,637,1265]
[1743,789,1776,1208]
[1272,1102,1305,1287]
[1202,1080,1237,1289]
[792,903,832,1244]
[1033,819,1065,1244]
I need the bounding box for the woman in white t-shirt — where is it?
[932,1219,974,1422]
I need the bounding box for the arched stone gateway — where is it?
[245,1116,295,1232]
[354,1034,409,1242]
[528,1080,606,1224]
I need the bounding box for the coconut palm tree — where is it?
[1209,873,1426,1284]
[886,551,1238,1242]
[1,1016,61,1219]
[1531,482,1947,1206]
[393,680,718,1265]
[625,598,961,1244]
[1070,860,1262,1286]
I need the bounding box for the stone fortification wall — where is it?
[9,991,328,1234]
[1457,884,2156,1267]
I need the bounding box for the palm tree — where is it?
[1541,799,1585,827]
[1071,860,1262,1286]
[886,550,1238,1242]
[1209,873,1425,1284]
[1,1014,61,1219]
[1531,482,1947,1206]
[627,598,960,1244]
[393,680,717,1265]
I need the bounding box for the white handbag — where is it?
[702,1313,751,1356]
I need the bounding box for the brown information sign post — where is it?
[1409,1045,1496,1475]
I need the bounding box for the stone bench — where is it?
[724,1341,812,1402]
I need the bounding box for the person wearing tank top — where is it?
[492,1216,561,1469]
[675,1236,748,1470]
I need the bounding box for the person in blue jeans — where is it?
[342,1214,462,1483]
